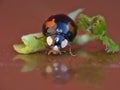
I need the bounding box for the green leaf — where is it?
[73,34,96,45]
[100,36,119,53]
[77,14,106,36]
[13,53,48,72]
[77,14,119,53]
[13,33,46,54]
[68,8,83,21]
[77,14,91,30]
[91,15,106,36]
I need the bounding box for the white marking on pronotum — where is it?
[56,29,62,33]
[61,39,68,48]
[55,37,59,42]
[46,36,53,46]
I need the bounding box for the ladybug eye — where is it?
[47,36,53,46]
[61,39,68,48]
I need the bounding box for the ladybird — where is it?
[42,14,77,55]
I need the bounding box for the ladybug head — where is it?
[47,35,68,55]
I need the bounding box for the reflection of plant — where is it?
[14,53,48,72]
[76,67,104,85]
[13,53,74,72]
[14,50,119,85]
[75,50,119,86]
[77,51,118,65]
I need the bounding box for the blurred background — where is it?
[0,0,120,90]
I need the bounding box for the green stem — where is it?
[73,34,97,45]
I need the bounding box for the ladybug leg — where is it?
[48,50,53,55]
[61,51,66,53]
[69,48,76,56]
[68,44,76,56]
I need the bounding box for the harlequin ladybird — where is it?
[42,14,77,55]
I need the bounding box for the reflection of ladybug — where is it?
[44,62,71,83]
[42,14,77,55]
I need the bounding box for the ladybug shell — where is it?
[42,14,77,42]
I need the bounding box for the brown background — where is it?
[0,0,120,90]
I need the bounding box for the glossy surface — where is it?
[42,14,77,53]
[0,0,120,90]
[42,14,77,41]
